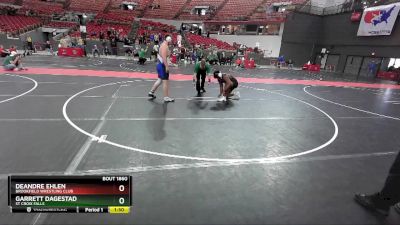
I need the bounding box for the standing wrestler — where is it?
[148,35,174,102]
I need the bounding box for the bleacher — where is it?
[143,0,187,19]
[250,0,307,20]
[178,0,225,20]
[69,0,110,13]
[108,0,151,17]
[137,28,179,44]
[1,0,16,4]
[0,0,310,22]
[86,22,131,39]
[95,11,135,24]
[186,33,235,51]
[19,0,64,16]
[139,20,176,33]
[0,15,41,34]
[69,22,132,40]
[43,21,78,29]
[137,20,177,42]
[214,0,264,20]
[136,20,178,44]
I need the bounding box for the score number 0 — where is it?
[119,185,125,205]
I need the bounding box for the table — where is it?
[377,71,400,81]
[58,47,85,57]
[303,64,321,72]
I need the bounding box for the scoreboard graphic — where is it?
[8,176,132,214]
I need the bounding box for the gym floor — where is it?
[1,55,400,225]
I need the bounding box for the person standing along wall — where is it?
[110,37,118,56]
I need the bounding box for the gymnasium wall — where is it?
[210,24,285,58]
[321,12,400,72]
[279,12,323,66]
[280,11,400,71]
[0,28,47,49]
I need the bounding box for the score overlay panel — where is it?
[8,175,132,214]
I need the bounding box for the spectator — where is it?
[288,59,294,69]
[159,33,163,42]
[138,35,143,45]
[77,38,84,47]
[123,36,131,45]
[92,44,100,57]
[106,27,112,38]
[3,51,25,71]
[180,47,186,63]
[82,39,87,57]
[71,38,77,47]
[91,31,97,38]
[103,45,111,56]
[154,34,159,43]
[138,45,148,65]
[45,40,53,55]
[134,44,140,58]
[110,37,118,55]
[177,34,182,47]
[236,57,243,68]
[99,31,105,41]
[26,36,33,51]
[152,43,159,61]
[9,45,16,53]
[226,53,234,66]
[142,35,147,45]
[367,61,377,77]
[207,53,218,65]
[150,34,154,43]
[0,45,9,57]
[278,55,285,68]
[191,50,197,64]
[101,40,107,49]
[197,47,204,61]
[125,47,133,59]
[217,51,222,64]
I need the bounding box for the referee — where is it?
[355,151,400,216]
[193,58,211,97]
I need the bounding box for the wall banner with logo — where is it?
[357,3,400,36]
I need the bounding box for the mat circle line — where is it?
[0,74,38,104]
[62,81,339,162]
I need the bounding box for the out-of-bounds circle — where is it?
[63,81,339,162]
[303,86,400,121]
[0,74,38,104]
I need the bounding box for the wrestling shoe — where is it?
[217,96,227,102]
[354,193,390,216]
[230,91,240,100]
[164,97,175,102]
[148,91,156,99]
